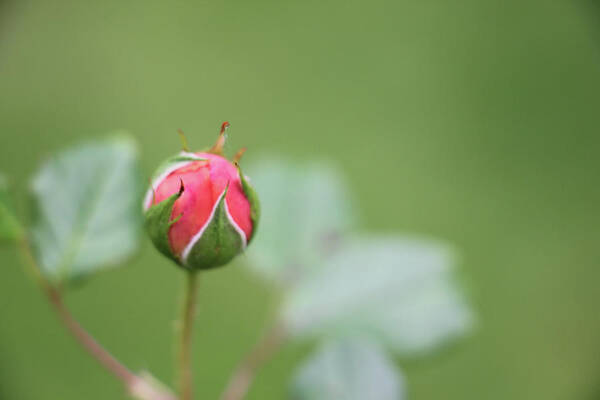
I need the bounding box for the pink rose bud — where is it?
[143,123,259,270]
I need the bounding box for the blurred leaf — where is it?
[0,174,23,242]
[30,135,143,283]
[245,158,355,285]
[282,235,474,356]
[290,338,405,400]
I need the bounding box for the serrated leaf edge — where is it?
[31,137,142,282]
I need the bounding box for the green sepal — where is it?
[150,152,206,182]
[168,155,207,163]
[236,164,260,243]
[144,183,183,265]
[0,174,23,242]
[184,185,245,270]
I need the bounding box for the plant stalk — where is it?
[46,284,138,385]
[18,239,176,400]
[178,271,199,400]
[219,321,286,400]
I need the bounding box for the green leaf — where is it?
[282,235,474,356]
[290,338,405,400]
[0,174,23,242]
[245,158,355,285]
[30,134,143,284]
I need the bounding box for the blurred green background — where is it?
[1,0,600,399]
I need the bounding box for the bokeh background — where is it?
[1,0,600,399]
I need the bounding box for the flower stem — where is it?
[219,321,286,400]
[46,284,138,384]
[178,271,199,400]
[18,239,176,400]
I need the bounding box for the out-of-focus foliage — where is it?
[245,159,473,398]
[246,159,355,285]
[290,338,405,400]
[30,135,143,284]
[283,235,473,356]
[0,174,23,242]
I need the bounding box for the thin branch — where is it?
[178,271,199,400]
[219,321,287,400]
[18,239,176,400]
[46,284,138,384]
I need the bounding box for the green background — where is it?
[1,0,599,399]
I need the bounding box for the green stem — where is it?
[46,284,138,385]
[18,239,176,400]
[178,271,199,400]
[219,321,286,400]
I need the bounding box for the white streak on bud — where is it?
[224,197,248,249]
[180,187,247,266]
[142,152,205,211]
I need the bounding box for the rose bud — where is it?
[143,123,259,270]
